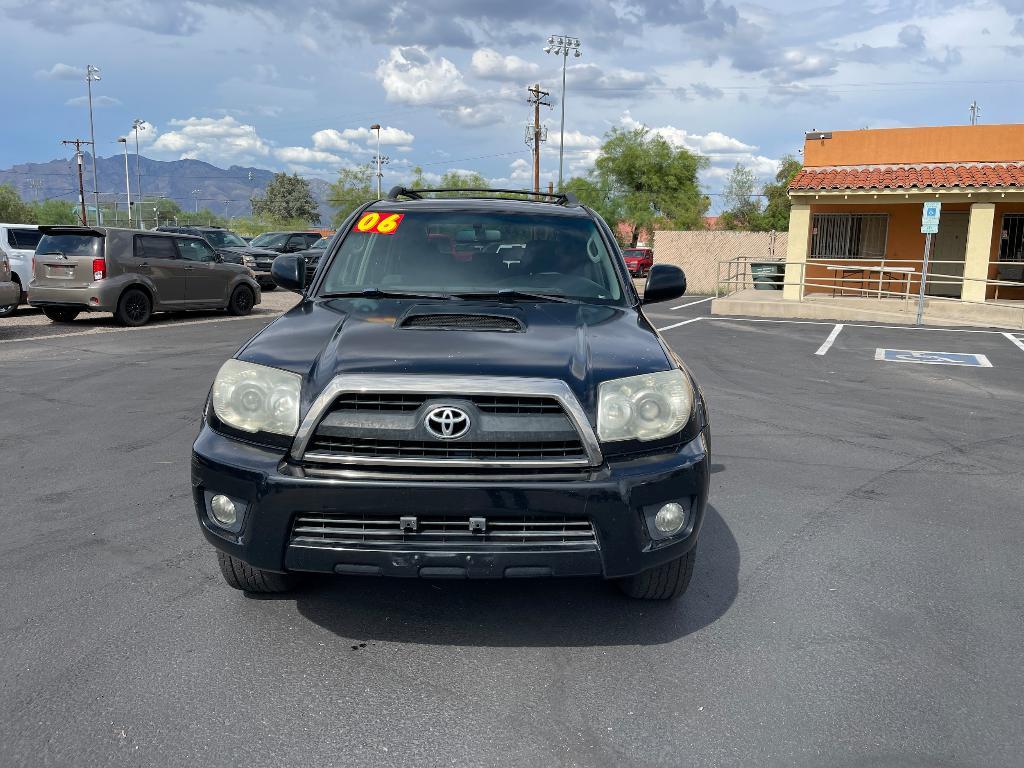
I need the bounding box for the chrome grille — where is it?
[289,513,597,550]
[328,393,562,415]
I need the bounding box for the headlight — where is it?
[211,359,301,436]
[597,369,692,442]
[242,255,256,266]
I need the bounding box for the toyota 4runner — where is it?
[193,188,710,600]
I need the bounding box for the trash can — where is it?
[750,261,784,290]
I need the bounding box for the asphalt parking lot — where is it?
[2,295,1022,767]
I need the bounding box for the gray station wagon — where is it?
[28,226,261,326]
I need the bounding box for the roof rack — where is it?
[386,186,579,207]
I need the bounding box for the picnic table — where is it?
[826,264,917,298]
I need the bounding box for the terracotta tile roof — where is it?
[789,162,1024,191]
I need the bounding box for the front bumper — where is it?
[191,426,710,580]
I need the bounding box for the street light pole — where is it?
[370,123,382,199]
[118,137,131,228]
[192,189,201,213]
[85,65,102,224]
[544,35,581,191]
[132,119,145,228]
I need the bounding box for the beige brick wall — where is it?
[652,230,789,294]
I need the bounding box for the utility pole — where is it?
[526,84,551,195]
[969,100,981,125]
[62,139,92,225]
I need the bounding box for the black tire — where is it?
[115,287,152,327]
[43,307,80,323]
[227,285,255,316]
[216,551,296,594]
[616,547,696,600]
[0,303,16,317]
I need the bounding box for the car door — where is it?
[134,235,186,307]
[176,237,230,306]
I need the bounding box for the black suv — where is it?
[192,189,710,600]
[155,226,248,264]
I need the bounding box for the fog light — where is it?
[654,502,686,534]
[210,494,237,526]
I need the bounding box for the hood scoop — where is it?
[398,309,525,332]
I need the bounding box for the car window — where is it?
[320,210,626,305]
[176,238,216,262]
[7,229,43,250]
[135,235,178,260]
[311,238,329,249]
[204,230,247,248]
[36,234,102,258]
[250,232,287,248]
[286,235,307,249]
[304,234,321,246]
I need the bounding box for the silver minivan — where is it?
[28,227,261,326]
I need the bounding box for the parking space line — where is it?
[669,296,715,311]
[814,324,844,356]
[1003,332,1024,354]
[0,312,273,346]
[656,317,704,331]
[709,316,1014,334]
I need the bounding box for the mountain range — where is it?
[0,154,336,222]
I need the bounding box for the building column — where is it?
[782,204,811,300]
[962,203,995,303]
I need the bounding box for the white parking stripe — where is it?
[0,312,271,346]
[669,296,715,311]
[710,316,1013,334]
[814,324,844,356]
[1003,332,1024,353]
[657,317,704,331]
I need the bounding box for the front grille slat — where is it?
[308,436,585,461]
[289,513,598,551]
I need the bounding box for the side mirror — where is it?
[642,264,687,305]
[271,254,306,293]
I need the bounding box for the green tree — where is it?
[759,155,803,231]
[30,199,78,225]
[718,164,764,231]
[327,165,375,226]
[252,172,321,223]
[0,184,36,223]
[565,127,709,246]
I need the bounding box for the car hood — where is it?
[237,297,673,413]
[221,246,280,257]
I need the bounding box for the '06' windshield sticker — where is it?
[354,212,404,235]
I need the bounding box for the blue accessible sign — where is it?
[921,201,941,234]
[875,348,992,367]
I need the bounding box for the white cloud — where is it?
[340,126,415,146]
[509,158,531,181]
[470,48,540,80]
[150,116,270,163]
[65,95,121,107]
[557,130,602,149]
[376,46,467,105]
[312,129,358,153]
[273,146,342,166]
[441,105,503,127]
[35,63,81,80]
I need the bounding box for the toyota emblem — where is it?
[424,406,471,439]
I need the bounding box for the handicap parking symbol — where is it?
[875,349,993,367]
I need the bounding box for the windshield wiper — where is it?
[451,289,579,304]
[320,288,451,300]
[37,251,67,256]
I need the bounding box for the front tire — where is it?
[115,287,152,327]
[43,307,80,323]
[0,303,16,317]
[216,551,296,594]
[227,285,255,316]
[616,547,696,600]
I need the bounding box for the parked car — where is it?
[0,223,42,314]
[292,236,331,286]
[193,188,709,600]
[249,231,323,254]
[29,226,261,326]
[0,251,18,314]
[622,247,654,277]
[155,226,247,264]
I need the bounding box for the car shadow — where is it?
[289,504,738,647]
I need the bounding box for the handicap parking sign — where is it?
[921,201,941,234]
[875,348,992,367]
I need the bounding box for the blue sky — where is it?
[2,0,1023,209]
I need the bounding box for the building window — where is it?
[810,213,888,259]
[999,214,1024,262]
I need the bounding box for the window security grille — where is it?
[810,214,888,259]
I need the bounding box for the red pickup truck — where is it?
[622,247,654,277]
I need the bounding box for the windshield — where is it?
[320,210,626,305]
[36,234,102,258]
[7,228,43,250]
[250,232,287,248]
[623,249,649,258]
[311,237,329,249]
[204,230,247,248]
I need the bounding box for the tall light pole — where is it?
[370,123,382,198]
[192,189,201,213]
[85,65,102,224]
[543,35,581,191]
[117,137,132,228]
[132,119,146,228]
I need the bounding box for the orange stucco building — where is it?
[783,124,1024,304]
